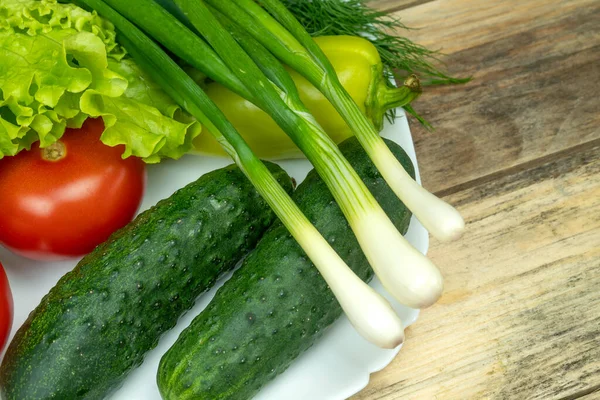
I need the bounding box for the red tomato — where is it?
[0,262,12,352]
[0,118,146,260]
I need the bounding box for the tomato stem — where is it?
[42,141,67,162]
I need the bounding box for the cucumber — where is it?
[0,163,293,400]
[157,137,416,400]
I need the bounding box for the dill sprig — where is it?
[280,0,470,126]
[281,0,468,86]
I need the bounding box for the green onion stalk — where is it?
[208,0,465,245]
[74,0,407,348]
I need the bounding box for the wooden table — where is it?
[354,0,600,399]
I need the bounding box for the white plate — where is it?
[0,108,427,399]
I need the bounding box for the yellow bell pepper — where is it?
[192,35,420,159]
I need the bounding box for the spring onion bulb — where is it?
[367,139,465,242]
[215,0,465,243]
[356,208,443,308]
[75,0,405,348]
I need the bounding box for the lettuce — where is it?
[0,0,201,162]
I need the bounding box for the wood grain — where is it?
[389,0,600,195]
[354,2,600,397]
[353,0,600,398]
[354,141,600,399]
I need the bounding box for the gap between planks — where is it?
[434,137,600,198]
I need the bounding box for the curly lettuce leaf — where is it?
[81,58,201,163]
[0,0,201,162]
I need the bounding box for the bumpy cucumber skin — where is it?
[158,137,416,400]
[0,163,292,400]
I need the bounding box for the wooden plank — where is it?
[385,0,600,194]
[388,0,595,54]
[353,142,600,399]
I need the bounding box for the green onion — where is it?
[170,0,444,309]
[206,4,442,308]
[73,0,406,348]
[208,0,465,244]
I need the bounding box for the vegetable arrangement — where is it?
[90,0,405,348]
[0,0,468,398]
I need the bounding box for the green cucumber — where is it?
[0,163,293,400]
[157,137,416,400]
